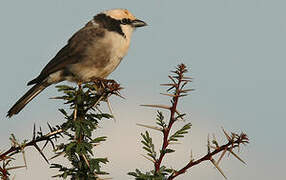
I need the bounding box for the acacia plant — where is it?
[0,80,122,180]
[128,64,249,179]
[0,64,249,180]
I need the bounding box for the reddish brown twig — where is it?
[139,64,249,179]
[168,132,249,179]
[154,64,189,172]
[0,129,63,161]
[0,127,63,178]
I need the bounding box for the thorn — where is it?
[46,129,63,137]
[82,154,90,168]
[136,123,163,131]
[95,106,103,114]
[10,134,18,147]
[5,165,26,171]
[21,150,27,169]
[228,149,246,165]
[93,93,105,108]
[114,92,125,99]
[97,177,113,180]
[182,76,192,80]
[190,150,194,162]
[168,142,182,145]
[207,134,210,154]
[168,75,177,84]
[141,104,171,110]
[217,148,227,165]
[47,123,53,132]
[33,124,36,140]
[210,157,227,179]
[73,107,78,121]
[175,110,185,120]
[160,83,176,86]
[180,89,195,93]
[33,143,49,164]
[221,127,231,141]
[48,96,62,100]
[180,81,188,90]
[106,97,116,122]
[160,93,178,97]
[41,140,49,151]
[49,151,65,160]
[181,80,192,84]
[167,86,176,92]
[178,94,188,97]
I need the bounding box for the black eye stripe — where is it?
[120,18,132,25]
[93,13,126,37]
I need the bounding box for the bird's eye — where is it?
[121,18,130,25]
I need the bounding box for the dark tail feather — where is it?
[7,83,49,117]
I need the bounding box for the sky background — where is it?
[0,0,285,179]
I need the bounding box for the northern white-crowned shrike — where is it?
[7,9,147,117]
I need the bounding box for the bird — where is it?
[7,9,147,117]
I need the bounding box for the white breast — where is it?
[67,29,131,82]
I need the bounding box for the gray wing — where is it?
[28,25,105,85]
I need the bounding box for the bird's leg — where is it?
[90,77,117,85]
[103,79,117,84]
[77,82,82,89]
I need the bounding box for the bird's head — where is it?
[93,9,147,38]
[104,9,147,28]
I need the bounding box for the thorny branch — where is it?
[168,131,249,179]
[154,64,189,172]
[131,64,249,180]
[0,125,63,179]
[50,80,122,179]
[1,80,122,180]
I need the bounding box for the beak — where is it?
[132,19,147,28]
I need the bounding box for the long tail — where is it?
[7,82,49,117]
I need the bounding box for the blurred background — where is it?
[0,0,285,179]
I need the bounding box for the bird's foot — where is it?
[90,78,123,97]
[77,82,82,89]
[90,78,118,88]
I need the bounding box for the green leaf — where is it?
[156,111,167,129]
[90,136,107,144]
[164,148,175,154]
[169,123,191,142]
[66,142,76,153]
[141,131,156,160]
[58,108,68,117]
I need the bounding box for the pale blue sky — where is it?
[0,0,285,179]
